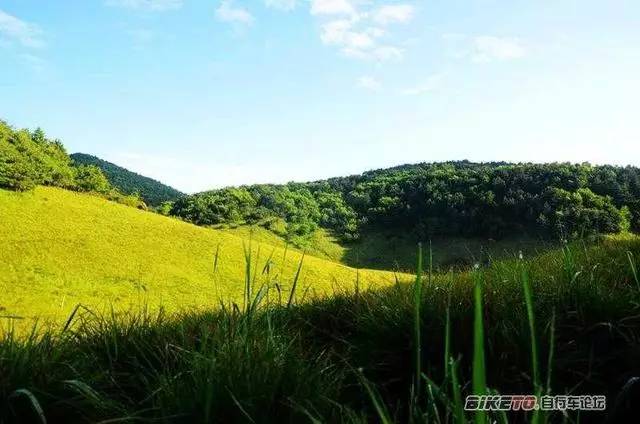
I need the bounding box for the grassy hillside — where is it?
[70,153,184,206]
[2,235,639,422]
[0,187,402,332]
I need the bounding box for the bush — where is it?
[0,122,77,191]
[74,165,111,193]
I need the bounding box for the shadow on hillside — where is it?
[339,230,557,273]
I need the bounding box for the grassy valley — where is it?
[2,120,640,423]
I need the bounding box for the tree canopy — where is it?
[0,120,143,208]
[171,161,640,240]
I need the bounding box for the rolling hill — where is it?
[70,153,184,206]
[0,187,402,332]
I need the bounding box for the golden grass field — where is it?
[0,187,405,332]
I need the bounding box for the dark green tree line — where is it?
[172,161,640,240]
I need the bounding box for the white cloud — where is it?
[372,4,414,25]
[311,2,410,62]
[264,0,297,11]
[357,75,381,91]
[318,16,404,61]
[0,10,44,48]
[344,45,402,61]
[311,0,355,16]
[471,36,525,62]
[105,0,183,11]
[320,19,354,44]
[401,74,444,95]
[320,19,376,50]
[216,1,254,26]
[370,45,403,61]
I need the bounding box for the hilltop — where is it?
[70,153,183,206]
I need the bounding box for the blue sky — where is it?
[1,0,639,193]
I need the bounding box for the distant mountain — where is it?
[70,153,183,206]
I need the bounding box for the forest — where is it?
[3,119,639,243]
[171,161,640,241]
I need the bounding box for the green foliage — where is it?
[156,200,174,216]
[74,165,111,194]
[71,153,183,206]
[171,184,329,240]
[0,121,76,191]
[172,161,640,242]
[538,187,622,238]
[0,120,157,211]
[315,190,360,240]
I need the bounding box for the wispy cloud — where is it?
[105,0,183,12]
[471,36,526,62]
[443,33,526,63]
[343,44,403,61]
[0,9,44,48]
[357,75,381,91]
[401,73,444,95]
[216,1,254,26]
[311,0,356,16]
[372,4,414,25]
[314,2,414,62]
[264,0,297,12]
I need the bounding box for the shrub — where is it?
[74,165,111,194]
[0,122,76,191]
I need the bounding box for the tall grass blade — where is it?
[287,252,305,308]
[546,308,556,395]
[521,264,541,424]
[9,389,47,424]
[449,358,466,424]
[227,388,256,423]
[62,304,82,333]
[243,242,252,313]
[213,243,221,273]
[413,243,423,399]
[444,305,451,383]
[356,369,393,424]
[63,379,106,408]
[472,269,487,424]
[262,248,276,275]
[627,251,639,292]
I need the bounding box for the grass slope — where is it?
[2,235,639,422]
[70,153,184,206]
[0,187,402,332]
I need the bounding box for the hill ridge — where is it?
[70,153,184,206]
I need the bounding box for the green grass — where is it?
[0,187,404,333]
[2,186,640,422]
[1,232,639,422]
